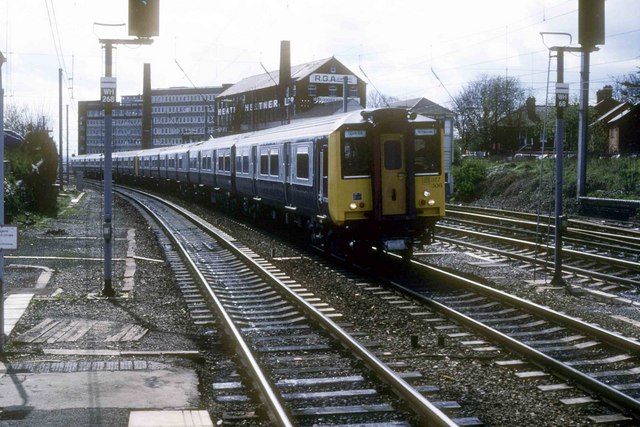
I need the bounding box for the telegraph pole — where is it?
[66,104,69,184]
[1,50,6,352]
[58,68,64,192]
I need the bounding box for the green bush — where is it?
[453,156,640,214]
[5,130,59,219]
[452,159,488,202]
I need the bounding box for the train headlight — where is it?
[428,199,436,206]
[349,202,358,210]
[423,190,431,198]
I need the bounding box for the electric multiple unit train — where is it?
[72,108,446,257]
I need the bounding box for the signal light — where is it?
[578,0,604,47]
[129,0,159,38]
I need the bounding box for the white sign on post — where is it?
[100,77,117,104]
[0,225,18,250]
[556,83,569,108]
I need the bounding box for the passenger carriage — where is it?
[72,108,446,257]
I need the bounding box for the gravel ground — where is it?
[6,187,639,426]
[7,190,199,353]
[181,200,640,426]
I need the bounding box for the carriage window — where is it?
[342,136,371,177]
[201,156,210,170]
[218,155,224,171]
[242,154,249,174]
[384,140,402,170]
[296,147,309,179]
[269,151,279,176]
[260,152,269,175]
[415,136,441,174]
[224,154,231,172]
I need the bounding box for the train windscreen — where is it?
[342,130,371,178]
[414,131,441,175]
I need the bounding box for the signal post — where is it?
[100,0,158,297]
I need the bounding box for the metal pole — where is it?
[1,51,6,352]
[204,103,208,138]
[102,42,115,297]
[576,49,590,199]
[66,104,69,184]
[343,76,348,113]
[95,38,152,296]
[551,48,566,287]
[58,68,64,191]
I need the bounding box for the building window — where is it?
[308,84,317,97]
[329,85,337,97]
[330,65,336,73]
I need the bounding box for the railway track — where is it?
[353,252,640,424]
[114,185,478,426]
[437,205,640,295]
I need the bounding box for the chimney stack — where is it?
[279,40,291,124]
[596,85,613,103]
[142,63,152,149]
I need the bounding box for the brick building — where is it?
[215,56,367,133]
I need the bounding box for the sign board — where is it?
[310,73,357,85]
[0,225,18,250]
[101,77,117,103]
[555,83,569,108]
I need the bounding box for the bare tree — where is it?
[366,90,399,108]
[4,103,50,137]
[453,74,526,154]
[612,68,640,104]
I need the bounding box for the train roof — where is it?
[200,108,433,150]
[76,108,435,159]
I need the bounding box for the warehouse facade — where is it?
[78,86,223,154]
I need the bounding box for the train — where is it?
[72,108,446,258]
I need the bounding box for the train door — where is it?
[380,133,406,215]
[318,140,328,205]
[251,145,258,196]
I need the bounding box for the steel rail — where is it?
[438,223,640,269]
[121,186,458,427]
[443,216,640,255]
[437,225,640,285]
[393,259,640,416]
[116,188,293,427]
[446,206,640,242]
[445,211,640,252]
[435,234,639,287]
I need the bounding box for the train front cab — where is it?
[326,108,445,256]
